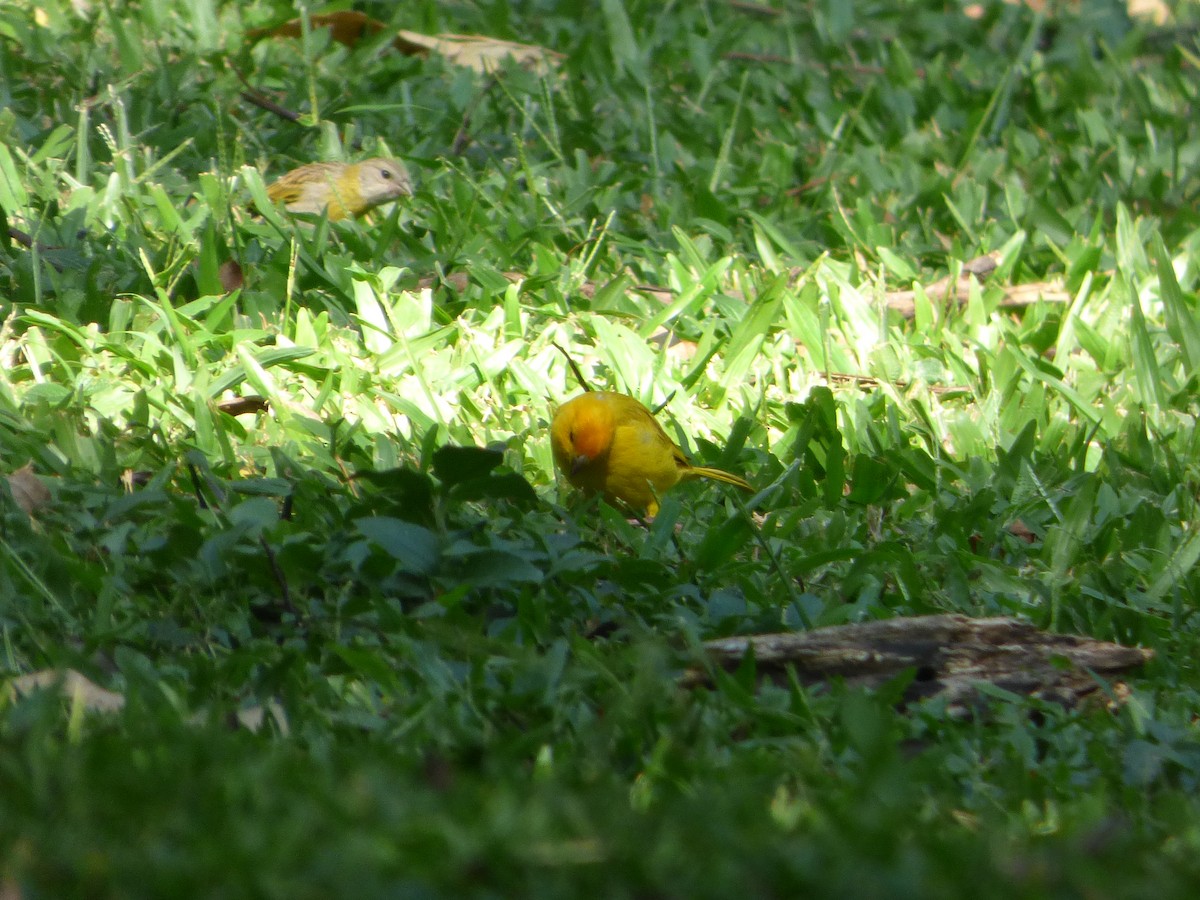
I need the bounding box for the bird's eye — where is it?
[568,428,575,444]
[380,168,393,180]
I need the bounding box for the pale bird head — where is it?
[358,158,414,207]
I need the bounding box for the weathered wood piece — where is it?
[690,615,1154,713]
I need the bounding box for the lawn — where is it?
[2,0,1200,896]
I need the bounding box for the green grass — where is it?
[3,0,1200,895]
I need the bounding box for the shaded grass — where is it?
[2,0,1200,895]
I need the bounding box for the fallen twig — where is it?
[687,614,1153,716]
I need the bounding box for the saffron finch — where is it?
[551,391,752,516]
[265,157,413,220]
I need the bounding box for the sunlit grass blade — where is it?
[1126,275,1167,414]
[1153,233,1200,374]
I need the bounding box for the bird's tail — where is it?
[687,466,753,493]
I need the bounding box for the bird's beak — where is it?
[571,454,591,475]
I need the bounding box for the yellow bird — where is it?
[550,390,752,516]
[265,157,413,220]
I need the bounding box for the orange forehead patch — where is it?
[567,403,613,461]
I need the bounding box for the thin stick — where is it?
[258,532,298,619]
[7,227,35,249]
[728,1,782,15]
[231,64,302,122]
[238,89,302,123]
[450,75,499,157]
[8,227,66,273]
[552,341,593,392]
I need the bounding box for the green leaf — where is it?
[846,455,896,505]
[723,274,785,387]
[207,347,317,397]
[600,0,646,81]
[1153,233,1200,373]
[446,548,544,588]
[1126,276,1166,412]
[449,472,540,507]
[1145,521,1200,606]
[693,515,753,573]
[0,141,29,211]
[432,445,504,488]
[637,248,731,338]
[354,468,436,524]
[356,517,440,575]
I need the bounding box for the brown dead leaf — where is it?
[247,11,387,47]
[1009,519,1038,543]
[417,271,470,293]
[6,464,50,516]
[219,259,244,293]
[415,270,524,294]
[217,396,269,417]
[1106,680,1134,711]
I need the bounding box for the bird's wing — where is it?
[266,178,305,203]
[627,401,691,470]
[266,163,339,203]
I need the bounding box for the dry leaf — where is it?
[120,469,154,492]
[8,670,125,713]
[1008,520,1036,542]
[394,30,563,75]
[217,396,269,417]
[247,13,564,75]
[6,464,50,516]
[247,11,387,47]
[1127,0,1169,23]
[965,0,1168,22]
[5,670,289,733]
[219,259,244,293]
[1009,519,1038,543]
[229,700,290,735]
